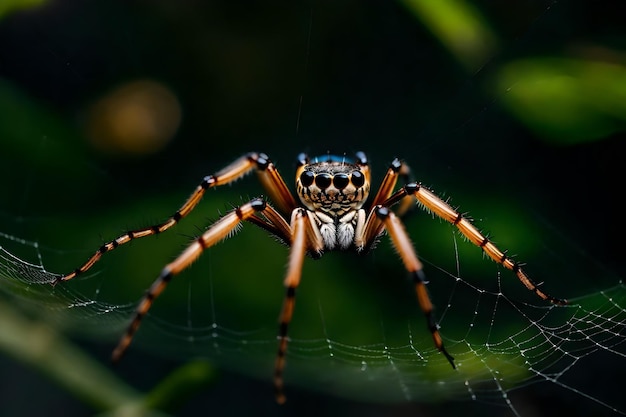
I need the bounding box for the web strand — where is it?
[1,228,624,414]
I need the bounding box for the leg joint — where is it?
[404,182,421,194]
[202,175,216,188]
[412,269,428,284]
[250,197,267,211]
[390,157,403,172]
[249,152,270,170]
[374,205,391,219]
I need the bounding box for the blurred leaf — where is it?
[0,298,140,411]
[144,360,216,413]
[0,0,46,19]
[0,296,216,416]
[400,0,498,72]
[497,57,626,144]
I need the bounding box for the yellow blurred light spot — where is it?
[86,80,181,155]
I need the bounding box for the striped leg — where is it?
[358,158,413,253]
[369,157,412,210]
[388,183,567,305]
[368,205,455,368]
[56,152,297,284]
[111,198,288,362]
[274,208,309,404]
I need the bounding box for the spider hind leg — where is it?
[110,197,289,363]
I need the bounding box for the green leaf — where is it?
[497,57,626,144]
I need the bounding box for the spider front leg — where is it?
[55,152,296,284]
[386,183,567,305]
[358,157,414,253]
[367,205,456,368]
[111,198,288,362]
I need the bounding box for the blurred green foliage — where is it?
[0,0,46,19]
[0,298,215,417]
[401,0,498,71]
[498,57,626,143]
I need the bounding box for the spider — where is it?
[55,151,567,404]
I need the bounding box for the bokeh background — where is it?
[1,1,625,416]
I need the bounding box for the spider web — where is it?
[1,190,624,416]
[1,1,625,416]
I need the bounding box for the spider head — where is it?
[295,152,371,217]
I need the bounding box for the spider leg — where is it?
[111,197,288,362]
[365,205,456,368]
[369,157,411,209]
[274,208,309,404]
[387,183,567,305]
[57,152,297,284]
[356,158,412,253]
[246,206,293,247]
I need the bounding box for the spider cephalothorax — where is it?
[295,152,372,251]
[295,152,371,215]
[55,150,566,404]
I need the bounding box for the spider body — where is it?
[56,151,566,404]
[295,153,371,251]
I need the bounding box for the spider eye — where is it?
[333,173,349,189]
[315,173,332,189]
[300,170,315,187]
[351,171,365,187]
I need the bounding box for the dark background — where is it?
[0,1,624,416]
